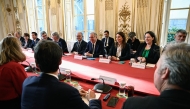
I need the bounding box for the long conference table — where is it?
[23,50,159,109]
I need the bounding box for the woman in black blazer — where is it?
[135,31,160,64]
[108,32,131,61]
[22,33,32,49]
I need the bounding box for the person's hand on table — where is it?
[111,56,120,61]
[79,89,87,97]
[85,52,93,57]
[79,89,96,100]
[141,57,146,62]
[137,57,142,61]
[73,51,78,55]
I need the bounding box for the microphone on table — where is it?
[24,61,33,72]
[91,78,112,93]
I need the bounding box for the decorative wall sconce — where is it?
[118,2,131,37]
[6,4,12,15]
[99,30,103,39]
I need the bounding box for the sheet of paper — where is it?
[82,93,101,105]
[146,63,155,68]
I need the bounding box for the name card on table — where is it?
[132,63,146,69]
[99,75,116,85]
[99,58,111,64]
[74,55,83,60]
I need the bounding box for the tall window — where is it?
[73,0,95,41]
[35,0,46,32]
[167,0,190,42]
[26,0,46,37]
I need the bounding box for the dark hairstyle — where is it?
[116,31,126,48]
[145,31,157,44]
[32,32,38,36]
[176,29,187,35]
[24,33,30,38]
[34,40,62,73]
[104,30,109,34]
[128,32,136,38]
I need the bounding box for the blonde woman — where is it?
[0,36,27,109]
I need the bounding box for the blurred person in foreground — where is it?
[122,43,190,109]
[21,40,101,109]
[0,36,27,109]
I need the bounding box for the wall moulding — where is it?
[118,2,131,37]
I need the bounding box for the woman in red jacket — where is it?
[0,36,27,109]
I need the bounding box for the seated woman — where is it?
[0,37,27,109]
[135,31,160,64]
[108,32,131,61]
[127,32,140,57]
[22,33,32,49]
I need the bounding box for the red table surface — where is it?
[23,51,159,96]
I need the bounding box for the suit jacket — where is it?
[21,73,101,109]
[59,38,69,53]
[85,40,105,58]
[122,89,190,109]
[22,39,32,48]
[108,43,131,61]
[135,43,160,64]
[30,38,40,49]
[127,38,140,51]
[71,40,87,55]
[47,37,52,41]
[20,36,25,46]
[101,37,114,54]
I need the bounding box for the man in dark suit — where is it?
[71,32,87,55]
[40,31,52,41]
[122,43,190,109]
[85,32,105,58]
[30,32,40,50]
[101,30,114,54]
[21,40,101,109]
[52,32,69,53]
[14,31,25,45]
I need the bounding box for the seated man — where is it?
[40,31,52,40]
[162,29,187,52]
[71,32,87,55]
[14,31,25,45]
[52,32,69,53]
[30,32,40,50]
[101,30,114,54]
[85,32,105,58]
[21,40,101,109]
[122,43,190,109]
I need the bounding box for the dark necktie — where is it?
[92,43,95,54]
[77,41,80,51]
[105,38,108,47]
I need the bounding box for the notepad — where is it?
[82,93,101,105]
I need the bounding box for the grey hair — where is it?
[90,32,97,37]
[40,31,47,37]
[51,32,60,38]
[161,43,190,90]
[176,29,187,36]
[77,32,83,37]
